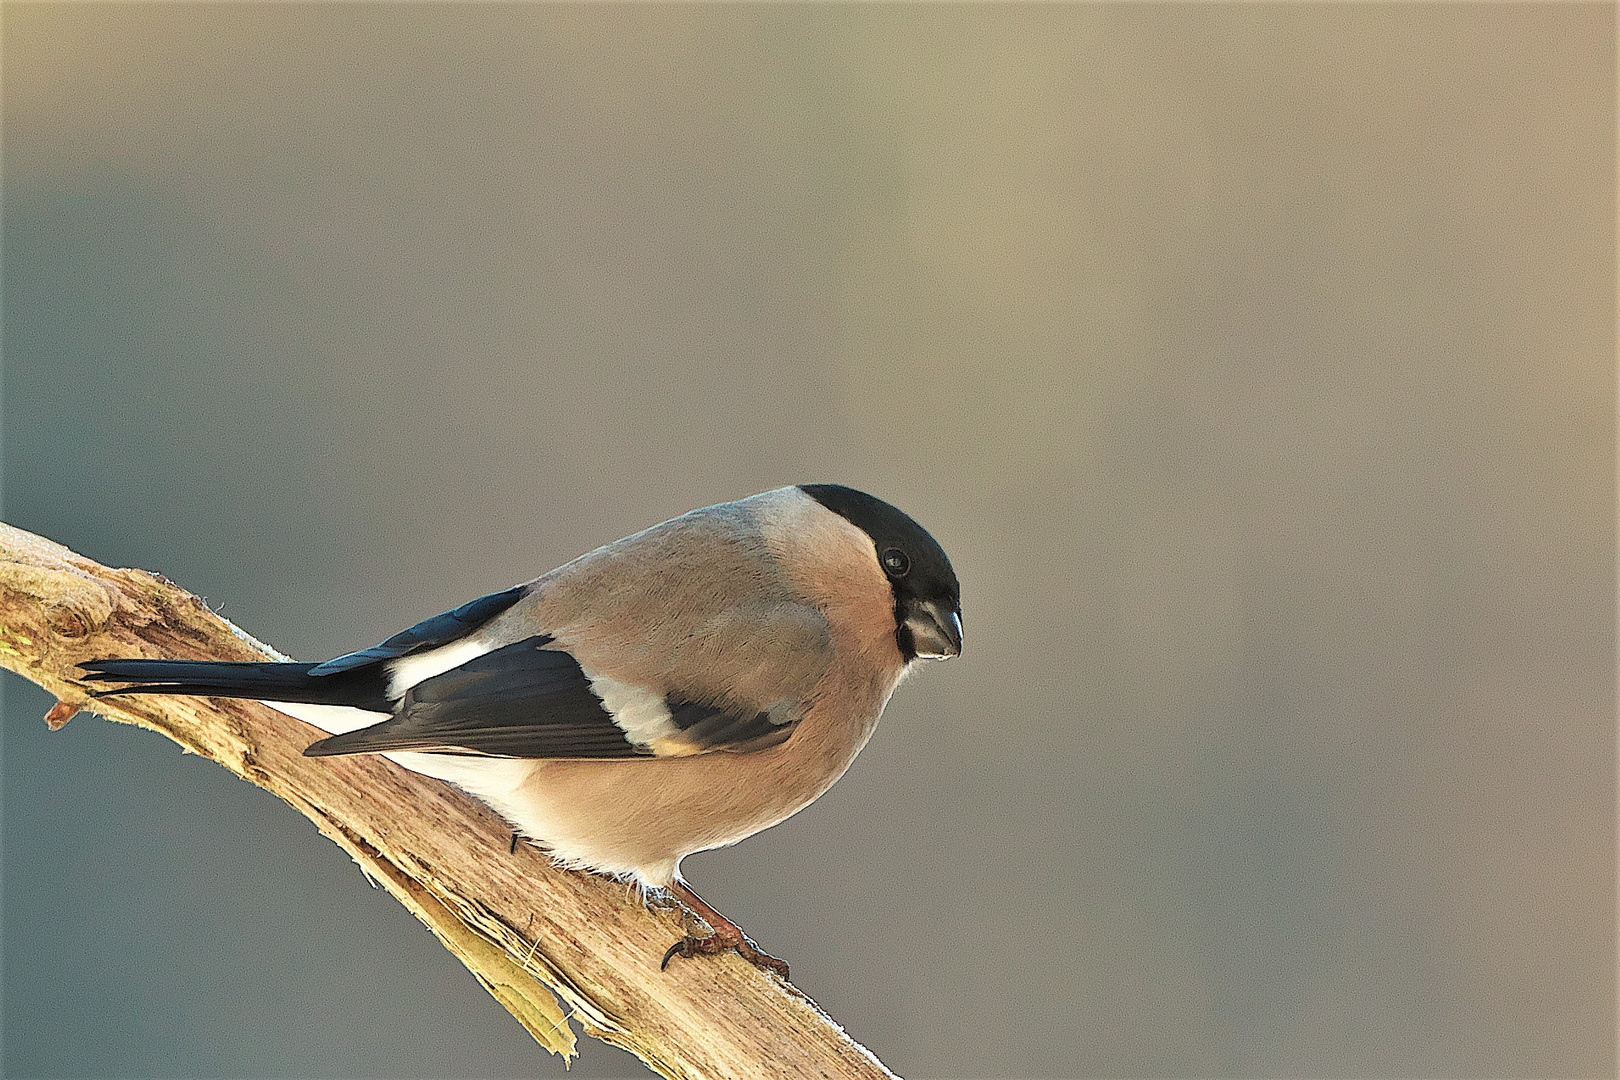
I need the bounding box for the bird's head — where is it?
[798,484,962,662]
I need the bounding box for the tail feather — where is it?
[80,658,393,713]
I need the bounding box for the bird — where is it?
[80,484,962,977]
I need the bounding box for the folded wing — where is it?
[302,636,803,759]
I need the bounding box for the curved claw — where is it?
[660,932,789,978]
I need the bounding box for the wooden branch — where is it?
[0,521,897,1080]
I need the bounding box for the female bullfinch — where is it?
[82,484,962,977]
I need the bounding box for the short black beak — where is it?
[902,598,963,660]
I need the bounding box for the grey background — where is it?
[3,4,1613,1078]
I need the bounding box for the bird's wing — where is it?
[305,507,837,760]
[303,605,828,760]
[304,635,654,758]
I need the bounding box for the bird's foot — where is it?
[661,927,789,979]
[659,877,790,978]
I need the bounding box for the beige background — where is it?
[4,4,1613,1078]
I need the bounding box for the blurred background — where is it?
[3,4,1613,1078]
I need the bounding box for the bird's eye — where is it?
[881,548,910,577]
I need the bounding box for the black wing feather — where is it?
[665,693,794,752]
[307,585,527,677]
[302,636,647,759]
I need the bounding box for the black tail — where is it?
[79,658,392,713]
